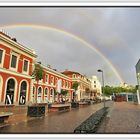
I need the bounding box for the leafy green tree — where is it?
[103,85,137,96]
[61,90,68,101]
[103,86,113,96]
[61,89,68,96]
[72,82,79,91]
[32,63,44,103]
[72,82,79,101]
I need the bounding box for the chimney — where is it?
[12,38,17,42]
[37,61,41,64]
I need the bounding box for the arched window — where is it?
[38,87,42,96]
[32,86,36,103]
[5,78,15,105]
[50,88,54,97]
[44,88,48,96]
[44,88,48,103]
[19,81,27,105]
[37,87,42,103]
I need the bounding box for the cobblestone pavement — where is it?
[97,101,140,134]
[0,101,113,133]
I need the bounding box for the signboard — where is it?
[19,94,26,105]
[56,79,62,93]
[5,94,14,105]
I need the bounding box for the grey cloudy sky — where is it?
[0,7,139,86]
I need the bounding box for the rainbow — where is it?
[1,24,124,84]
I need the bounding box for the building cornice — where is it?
[41,64,72,81]
[0,67,32,79]
[33,81,73,91]
[72,78,91,86]
[0,34,37,58]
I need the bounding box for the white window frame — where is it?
[66,81,68,88]
[63,80,65,88]
[73,74,76,78]
[51,76,54,85]
[69,82,71,88]
[46,74,49,84]
[55,77,58,86]
[39,79,43,83]
[22,58,29,74]
[0,48,5,67]
[44,87,48,97]
[10,52,19,71]
[38,86,42,96]
[50,88,54,97]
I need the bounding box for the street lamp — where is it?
[97,69,105,108]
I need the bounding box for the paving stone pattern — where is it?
[97,102,140,134]
[0,101,113,134]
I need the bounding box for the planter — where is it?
[71,102,79,108]
[27,105,46,117]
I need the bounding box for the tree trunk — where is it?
[35,80,39,104]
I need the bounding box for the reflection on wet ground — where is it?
[0,101,113,134]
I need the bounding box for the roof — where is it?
[62,70,81,75]
[40,64,72,81]
[0,32,11,39]
[0,31,37,58]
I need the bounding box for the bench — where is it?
[74,107,108,133]
[50,104,71,113]
[0,112,13,127]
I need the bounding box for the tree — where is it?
[103,85,113,96]
[54,89,58,102]
[32,63,44,103]
[103,85,137,96]
[72,82,79,91]
[72,82,79,101]
[61,89,68,101]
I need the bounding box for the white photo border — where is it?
[0,4,140,140]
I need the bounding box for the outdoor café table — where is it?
[50,104,71,112]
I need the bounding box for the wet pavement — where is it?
[0,101,113,134]
[97,102,140,134]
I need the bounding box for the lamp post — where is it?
[97,69,105,108]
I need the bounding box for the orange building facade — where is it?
[62,70,92,101]
[0,32,36,105]
[0,32,94,106]
[32,65,74,103]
